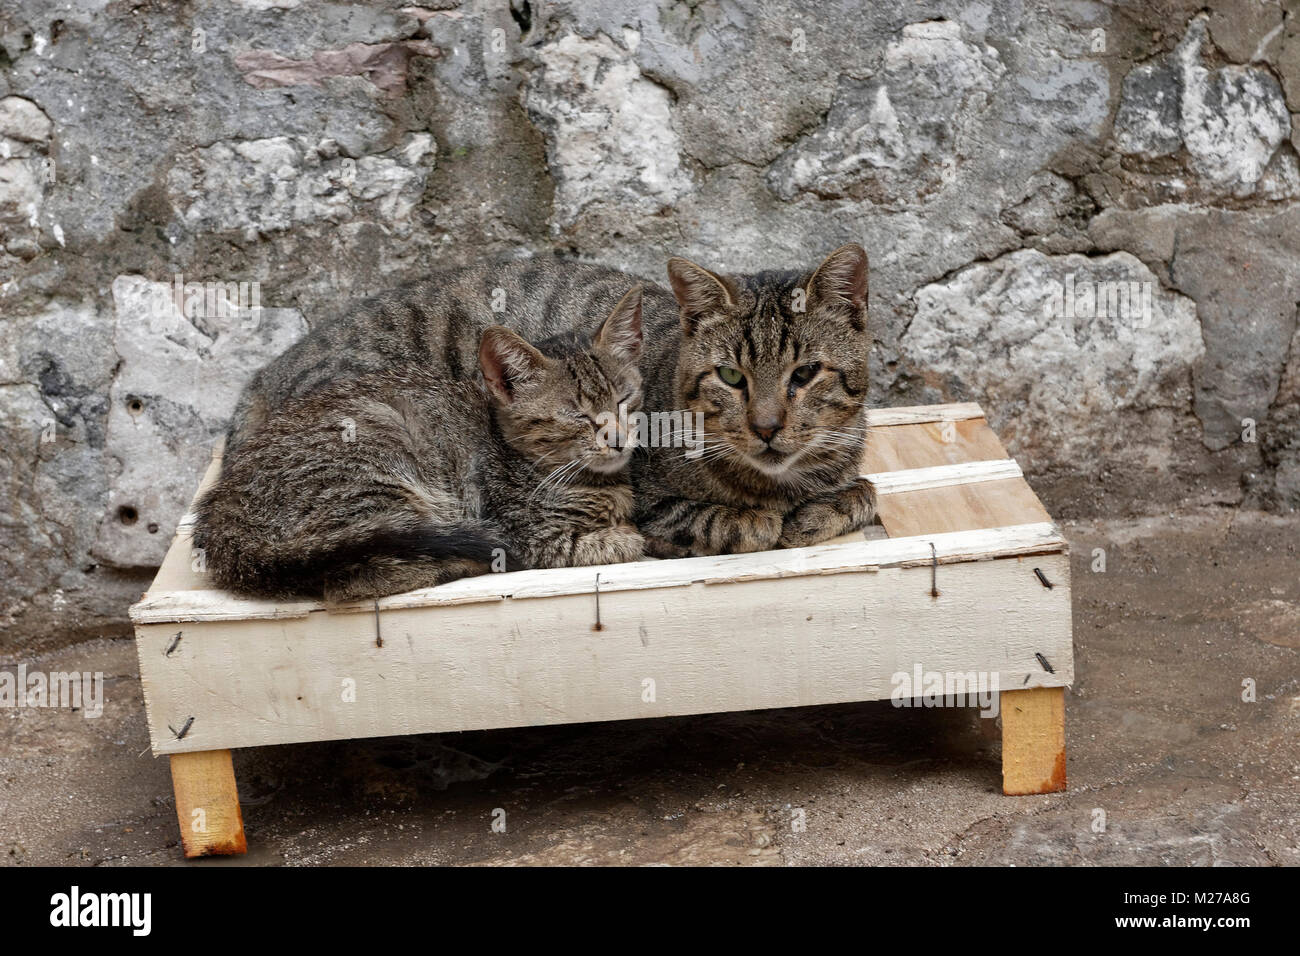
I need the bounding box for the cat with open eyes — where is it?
[634,244,875,556]
[223,245,875,560]
[193,288,646,602]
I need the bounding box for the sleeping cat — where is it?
[223,259,654,462]
[223,247,874,558]
[193,287,646,602]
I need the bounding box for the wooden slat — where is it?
[874,479,1052,538]
[864,402,985,426]
[864,459,1023,494]
[137,550,1073,755]
[858,417,1050,537]
[132,522,1066,623]
[862,417,1010,472]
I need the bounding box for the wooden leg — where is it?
[1001,687,1066,795]
[169,749,248,858]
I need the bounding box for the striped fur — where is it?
[633,245,876,555]
[223,249,874,565]
[196,291,645,602]
[224,258,649,461]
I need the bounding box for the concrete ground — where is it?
[2,509,1297,867]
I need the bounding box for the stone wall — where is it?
[1,0,1297,652]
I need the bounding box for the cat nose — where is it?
[750,419,782,443]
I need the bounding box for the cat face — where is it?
[479,285,644,478]
[667,245,870,481]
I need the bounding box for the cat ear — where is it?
[479,326,546,404]
[595,285,644,364]
[667,257,738,335]
[805,244,869,332]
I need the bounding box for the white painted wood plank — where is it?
[136,551,1073,755]
[864,402,985,427]
[130,522,1066,623]
[864,458,1023,494]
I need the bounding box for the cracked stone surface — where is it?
[0,94,52,256]
[1264,323,1300,507]
[167,133,436,238]
[903,250,1204,475]
[93,276,306,569]
[521,30,691,232]
[1,0,1300,653]
[768,21,1004,207]
[1,511,1295,865]
[1114,15,1298,202]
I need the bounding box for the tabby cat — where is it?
[224,260,654,461]
[635,244,875,556]
[223,247,874,559]
[194,288,646,602]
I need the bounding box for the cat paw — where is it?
[572,525,645,565]
[639,502,782,556]
[729,508,784,554]
[643,535,689,560]
[778,480,876,548]
[680,506,782,555]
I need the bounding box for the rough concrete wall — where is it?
[1,0,1297,652]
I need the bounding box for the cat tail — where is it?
[194,501,514,600]
[333,520,511,569]
[315,519,515,603]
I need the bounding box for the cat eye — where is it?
[789,363,821,387]
[717,366,745,387]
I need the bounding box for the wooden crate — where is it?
[130,402,1072,858]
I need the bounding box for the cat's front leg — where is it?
[638,497,783,557]
[571,524,646,565]
[514,483,644,566]
[521,522,644,567]
[778,478,876,548]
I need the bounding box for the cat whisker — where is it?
[531,451,604,500]
[685,443,738,465]
[553,457,591,490]
[531,457,585,500]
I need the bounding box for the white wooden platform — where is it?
[131,402,1073,857]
